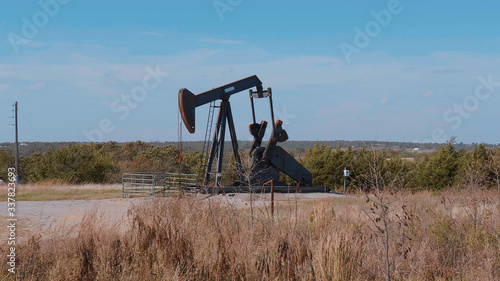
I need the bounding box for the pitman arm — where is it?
[263,120,313,185]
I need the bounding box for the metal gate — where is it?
[122,173,197,198]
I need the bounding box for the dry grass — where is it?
[1,189,499,280]
[0,180,122,201]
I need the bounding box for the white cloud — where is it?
[317,101,372,118]
[423,90,434,98]
[98,88,120,95]
[140,31,165,37]
[199,37,244,45]
[74,66,103,79]
[0,84,9,92]
[25,83,46,90]
[3,44,500,143]
[0,71,17,78]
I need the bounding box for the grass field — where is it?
[0,182,122,201]
[1,187,498,280]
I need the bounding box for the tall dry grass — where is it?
[0,180,122,201]
[1,189,499,280]
[0,179,121,194]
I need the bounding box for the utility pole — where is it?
[14,102,20,185]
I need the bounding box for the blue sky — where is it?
[1,0,500,144]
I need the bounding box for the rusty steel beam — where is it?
[179,75,262,133]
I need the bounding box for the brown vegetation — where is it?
[0,180,121,201]
[2,189,498,280]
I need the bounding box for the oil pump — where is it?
[178,75,313,191]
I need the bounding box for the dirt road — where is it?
[0,193,345,237]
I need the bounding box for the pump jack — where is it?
[179,75,317,192]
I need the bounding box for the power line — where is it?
[18,107,44,142]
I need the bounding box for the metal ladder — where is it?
[198,101,216,186]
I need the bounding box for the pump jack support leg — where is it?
[226,103,244,183]
[215,101,228,187]
[204,103,225,186]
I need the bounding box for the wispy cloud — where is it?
[98,88,120,95]
[432,67,465,75]
[0,71,17,78]
[25,83,46,90]
[140,31,165,37]
[423,90,434,98]
[0,84,9,92]
[3,44,500,143]
[199,37,243,45]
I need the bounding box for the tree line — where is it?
[0,140,499,191]
[0,141,200,184]
[301,140,500,191]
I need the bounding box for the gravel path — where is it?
[0,193,346,237]
[0,198,148,237]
